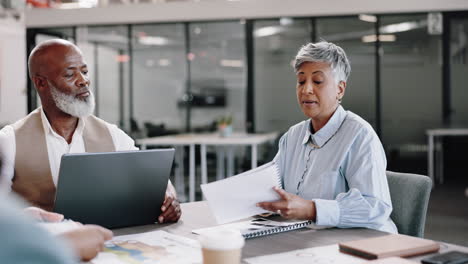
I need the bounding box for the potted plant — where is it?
[218,115,233,137]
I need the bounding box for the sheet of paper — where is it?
[245,244,365,264]
[201,162,281,224]
[91,230,202,264]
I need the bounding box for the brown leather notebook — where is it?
[363,256,419,263]
[339,234,440,259]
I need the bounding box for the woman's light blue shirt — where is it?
[274,105,397,233]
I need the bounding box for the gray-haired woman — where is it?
[257,42,397,233]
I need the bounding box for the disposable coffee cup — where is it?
[199,229,245,264]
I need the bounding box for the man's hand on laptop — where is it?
[24,206,64,222]
[61,224,113,261]
[158,183,181,223]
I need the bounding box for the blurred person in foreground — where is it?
[1,131,112,262]
[0,194,78,263]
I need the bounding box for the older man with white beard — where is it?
[0,39,181,222]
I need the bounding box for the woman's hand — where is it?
[257,187,317,221]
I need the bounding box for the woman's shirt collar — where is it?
[301,105,347,148]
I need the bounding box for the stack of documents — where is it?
[201,162,282,224]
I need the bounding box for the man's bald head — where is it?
[28,39,94,118]
[28,39,82,80]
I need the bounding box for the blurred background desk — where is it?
[199,132,279,187]
[136,132,279,202]
[114,201,468,262]
[137,134,199,202]
[427,128,468,186]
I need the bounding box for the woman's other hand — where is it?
[257,187,317,221]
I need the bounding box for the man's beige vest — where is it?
[11,108,115,211]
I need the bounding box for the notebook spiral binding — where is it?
[243,220,313,239]
[244,161,283,189]
[271,161,283,189]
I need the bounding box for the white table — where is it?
[114,202,468,262]
[136,132,279,202]
[426,128,468,186]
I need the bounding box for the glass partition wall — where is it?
[253,18,311,134]
[379,14,443,173]
[316,16,377,129]
[77,26,130,130]
[131,23,187,136]
[450,15,468,127]
[380,14,443,147]
[189,21,247,133]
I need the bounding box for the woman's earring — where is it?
[337,96,342,103]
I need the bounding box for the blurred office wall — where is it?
[0,17,26,126]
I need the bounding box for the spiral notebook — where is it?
[201,161,283,224]
[193,214,316,239]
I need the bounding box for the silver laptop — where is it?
[54,149,175,229]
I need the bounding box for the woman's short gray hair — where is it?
[293,41,351,83]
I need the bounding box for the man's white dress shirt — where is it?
[0,107,137,191]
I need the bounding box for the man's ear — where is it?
[32,75,48,93]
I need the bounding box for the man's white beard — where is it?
[49,83,95,118]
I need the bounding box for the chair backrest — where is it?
[386,171,432,237]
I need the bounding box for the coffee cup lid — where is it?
[198,229,245,250]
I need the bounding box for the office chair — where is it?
[386,171,432,238]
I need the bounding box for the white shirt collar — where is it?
[39,107,86,141]
[301,105,347,147]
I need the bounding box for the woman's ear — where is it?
[338,81,346,99]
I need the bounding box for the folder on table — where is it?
[339,234,440,259]
[364,257,419,263]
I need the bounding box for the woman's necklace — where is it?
[308,113,348,149]
[296,113,348,194]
